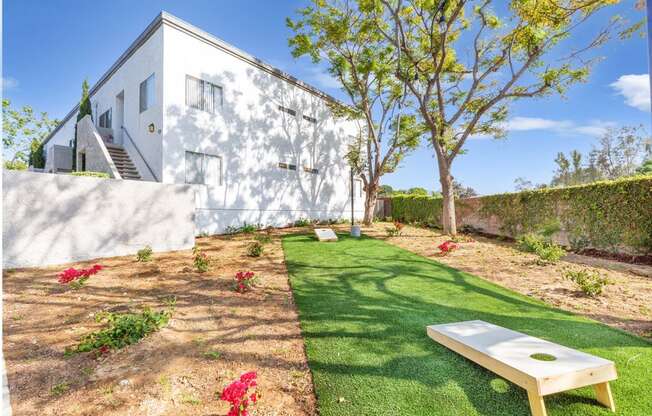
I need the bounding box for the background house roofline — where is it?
[43,10,350,147]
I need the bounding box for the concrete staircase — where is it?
[105,144,142,180]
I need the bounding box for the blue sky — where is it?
[3,0,650,195]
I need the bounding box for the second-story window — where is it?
[278,105,296,116]
[139,73,155,113]
[186,75,223,114]
[99,109,112,128]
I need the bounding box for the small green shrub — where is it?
[204,350,222,360]
[240,222,260,234]
[564,269,611,297]
[50,381,70,396]
[193,246,211,272]
[246,241,264,257]
[224,226,239,235]
[516,233,565,263]
[71,308,171,355]
[71,171,110,178]
[136,245,153,262]
[294,218,312,227]
[198,231,209,238]
[254,233,272,244]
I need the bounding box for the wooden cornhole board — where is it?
[314,228,338,242]
[426,320,617,416]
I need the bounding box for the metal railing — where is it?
[121,126,159,182]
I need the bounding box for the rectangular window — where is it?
[302,115,317,123]
[303,166,319,174]
[186,75,223,113]
[278,105,296,116]
[139,73,155,113]
[98,109,112,128]
[356,179,363,197]
[278,162,297,171]
[185,151,222,185]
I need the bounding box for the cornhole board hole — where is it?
[314,228,338,242]
[426,320,617,416]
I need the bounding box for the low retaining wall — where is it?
[3,170,195,268]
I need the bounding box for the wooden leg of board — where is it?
[527,390,548,416]
[594,382,616,412]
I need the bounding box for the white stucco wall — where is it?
[161,21,364,233]
[2,170,195,268]
[45,26,165,181]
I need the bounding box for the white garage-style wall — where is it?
[3,171,195,268]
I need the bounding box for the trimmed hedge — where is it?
[71,171,110,178]
[391,194,443,224]
[390,175,652,254]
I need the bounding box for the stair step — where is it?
[106,145,142,181]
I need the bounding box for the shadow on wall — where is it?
[2,171,195,268]
[164,68,356,234]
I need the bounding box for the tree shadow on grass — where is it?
[283,233,652,416]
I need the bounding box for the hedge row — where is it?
[390,175,652,254]
[391,194,443,225]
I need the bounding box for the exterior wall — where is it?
[2,170,195,268]
[161,23,364,234]
[76,116,121,178]
[44,26,165,181]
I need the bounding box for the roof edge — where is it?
[43,11,347,147]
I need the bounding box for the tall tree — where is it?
[2,99,59,168]
[376,0,622,234]
[287,0,421,224]
[589,125,651,179]
[73,79,92,171]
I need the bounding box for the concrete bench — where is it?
[314,228,338,242]
[426,320,617,416]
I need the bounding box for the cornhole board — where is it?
[426,320,617,416]
[314,228,338,242]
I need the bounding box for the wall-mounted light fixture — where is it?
[148,123,155,133]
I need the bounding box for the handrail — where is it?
[121,126,159,182]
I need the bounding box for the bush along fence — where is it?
[388,175,652,255]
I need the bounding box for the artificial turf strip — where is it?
[282,234,652,416]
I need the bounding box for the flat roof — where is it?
[43,11,345,146]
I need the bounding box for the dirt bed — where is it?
[4,224,651,415]
[361,222,652,339]
[3,231,315,416]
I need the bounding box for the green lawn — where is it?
[282,234,652,416]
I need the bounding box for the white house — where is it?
[43,11,365,234]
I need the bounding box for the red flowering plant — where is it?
[233,271,258,293]
[387,220,404,237]
[437,241,459,255]
[58,264,103,289]
[219,371,260,416]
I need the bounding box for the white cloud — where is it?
[469,116,614,140]
[1,76,18,90]
[610,74,651,112]
[307,67,341,89]
[504,117,572,131]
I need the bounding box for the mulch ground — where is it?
[3,230,315,416]
[363,222,652,339]
[4,223,651,415]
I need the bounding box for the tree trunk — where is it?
[362,183,378,225]
[437,155,457,235]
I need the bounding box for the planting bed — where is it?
[3,231,315,416]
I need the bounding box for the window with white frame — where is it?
[186,75,223,113]
[99,109,112,128]
[139,73,155,113]
[185,151,222,185]
[356,179,363,197]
